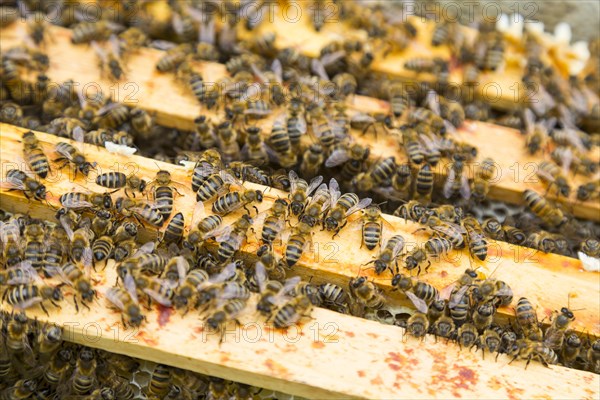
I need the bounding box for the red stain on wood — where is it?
[345,331,355,338]
[357,370,365,378]
[370,375,383,386]
[440,270,448,278]
[505,386,524,400]
[312,341,325,349]
[136,331,158,346]
[367,332,379,339]
[157,304,173,328]
[264,359,290,378]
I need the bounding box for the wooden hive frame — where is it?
[1,21,598,221]
[1,124,599,398]
[0,5,599,399]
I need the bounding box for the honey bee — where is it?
[324,179,372,237]
[418,215,465,249]
[462,216,488,261]
[560,332,582,368]
[258,199,288,245]
[255,245,286,282]
[184,203,223,252]
[587,339,600,373]
[526,231,557,253]
[115,197,164,226]
[151,169,184,223]
[509,339,558,368]
[393,200,426,222]
[405,57,448,75]
[47,262,96,312]
[106,287,145,327]
[156,43,193,72]
[22,130,49,179]
[59,191,113,210]
[1,169,47,201]
[71,20,123,44]
[299,143,325,179]
[360,205,390,250]
[194,163,240,204]
[172,269,209,313]
[576,180,599,202]
[23,221,45,272]
[523,109,551,155]
[205,298,247,343]
[365,234,405,275]
[580,238,599,258]
[95,171,147,198]
[54,141,96,177]
[391,273,438,313]
[443,153,470,200]
[0,217,22,267]
[414,163,434,204]
[352,156,397,192]
[94,101,130,129]
[544,306,575,350]
[515,297,542,341]
[215,214,254,262]
[289,171,323,216]
[2,379,37,398]
[478,326,502,360]
[537,160,571,198]
[92,37,125,81]
[457,323,479,350]
[271,295,313,329]
[3,283,63,316]
[212,188,263,216]
[405,312,429,340]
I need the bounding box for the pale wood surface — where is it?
[0,260,598,400]
[1,123,598,340]
[1,21,598,220]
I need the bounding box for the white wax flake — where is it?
[554,22,572,44]
[579,251,600,272]
[104,141,137,156]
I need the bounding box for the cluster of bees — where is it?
[0,311,268,399]
[0,0,599,378]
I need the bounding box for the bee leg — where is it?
[82,299,91,312]
[73,295,80,313]
[253,205,259,215]
[40,302,50,317]
[424,260,432,273]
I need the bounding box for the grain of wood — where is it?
[1,21,598,220]
[1,123,598,340]
[0,258,598,400]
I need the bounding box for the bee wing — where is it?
[81,247,93,275]
[0,177,25,191]
[209,262,237,284]
[91,40,109,63]
[59,216,75,241]
[61,197,94,209]
[282,276,302,293]
[45,265,73,286]
[271,59,283,83]
[105,287,126,310]
[149,40,178,51]
[406,291,429,313]
[143,286,172,307]
[220,170,244,188]
[328,177,341,205]
[190,202,206,228]
[391,237,406,259]
[320,50,346,67]
[311,58,329,81]
[288,170,301,193]
[132,241,155,258]
[173,256,189,286]
[345,197,373,216]
[460,174,471,200]
[351,112,376,125]
[425,90,441,116]
[325,148,351,167]
[213,225,233,243]
[251,63,269,85]
[307,175,324,196]
[255,261,268,292]
[523,108,535,135]
[199,18,215,45]
[443,168,456,199]
[0,220,18,242]
[123,272,139,304]
[448,285,470,309]
[8,262,41,285]
[439,282,456,301]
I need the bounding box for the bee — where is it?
[289,171,323,216]
[240,126,269,164]
[23,221,45,272]
[393,200,426,222]
[405,57,447,75]
[391,273,437,313]
[194,163,239,203]
[544,306,575,350]
[156,43,193,72]
[115,197,164,226]
[269,118,296,168]
[515,297,541,340]
[405,312,429,340]
[162,256,190,288]
[318,282,349,313]
[443,153,470,200]
[190,115,216,150]
[272,295,313,329]
[472,278,513,308]
[3,283,63,316]
[457,323,479,350]
[324,179,372,236]
[580,238,599,258]
[92,38,125,81]
[184,203,223,252]
[48,262,95,312]
[462,216,488,261]
[212,188,263,216]
[472,302,496,333]
[432,314,456,340]
[419,215,465,249]
[300,143,325,179]
[255,264,297,316]
[228,162,271,187]
[348,276,386,313]
[205,298,247,343]
[509,339,558,368]
[1,169,47,201]
[92,235,113,264]
[145,363,171,398]
[259,199,289,244]
[94,101,130,129]
[414,163,434,203]
[326,142,370,183]
[2,379,38,398]
[4,311,34,366]
[352,156,397,192]
[389,164,413,198]
[561,333,582,367]
[427,299,448,327]
[54,142,96,176]
[526,231,557,253]
[71,20,123,44]
[41,347,72,388]
[587,339,600,373]
[388,84,411,118]
[576,180,599,202]
[172,269,209,313]
[256,244,286,282]
[215,214,254,262]
[284,214,317,268]
[0,262,39,287]
[360,205,389,250]
[91,209,113,237]
[126,271,176,308]
[22,131,50,179]
[106,287,144,327]
[523,111,550,155]
[151,170,183,223]
[365,234,405,275]
[479,327,502,360]
[537,160,571,197]
[59,192,111,213]
[95,172,147,198]
[162,212,185,245]
[0,218,21,266]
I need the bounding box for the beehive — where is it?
[0,1,599,398]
